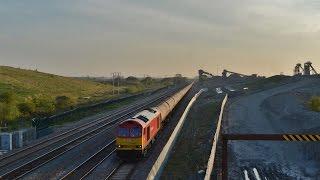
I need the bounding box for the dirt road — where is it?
[224,78,320,179]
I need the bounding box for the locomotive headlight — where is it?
[136,145,142,148]
[117,145,121,148]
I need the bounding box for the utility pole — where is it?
[117,72,121,95]
[112,73,115,95]
[111,72,121,96]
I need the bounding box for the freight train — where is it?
[116,84,193,159]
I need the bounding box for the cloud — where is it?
[0,0,320,77]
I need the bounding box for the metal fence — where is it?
[32,86,169,131]
[0,128,36,151]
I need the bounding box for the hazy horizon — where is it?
[1,0,320,77]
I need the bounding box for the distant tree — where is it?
[0,102,20,127]
[161,77,174,86]
[174,74,187,84]
[0,92,20,127]
[125,85,143,94]
[125,76,140,86]
[141,77,153,86]
[18,102,36,117]
[126,76,139,82]
[55,96,74,110]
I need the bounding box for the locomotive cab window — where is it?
[130,127,142,137]
[118,128,129,137]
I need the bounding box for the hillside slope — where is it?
[0,66,112,103]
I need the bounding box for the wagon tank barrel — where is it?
[153,83,193,122]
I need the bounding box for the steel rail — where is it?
[105,162,124,180]
[105,162,136,180]
[0,88,175,180]
[60,141,116,180]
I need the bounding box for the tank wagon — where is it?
[116,84,193,159]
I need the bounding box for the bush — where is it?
[126,76,139,82]
[0,91,20,127]
[308,96,320,112]
[33,97,56,116]
[125,85,143,94]
[18,102,36,117]
[0,102,20,127]
[141,77,153,86]
[55,96,74,110]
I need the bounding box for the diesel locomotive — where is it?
[116,84,192,159]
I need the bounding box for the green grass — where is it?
[0,66,116,104]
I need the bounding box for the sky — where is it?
[1,0,320,77]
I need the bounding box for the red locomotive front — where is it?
[116,109,161,160]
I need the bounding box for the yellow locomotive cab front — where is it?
[116,120,143,159]
[116,137,142,150]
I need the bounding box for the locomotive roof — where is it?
[133,108,159,123]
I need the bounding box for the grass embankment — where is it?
[0,66,173,131]
[0,66,114,104]
[308,96,320,112]
[161,99,218,179]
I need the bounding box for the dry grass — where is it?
[308,96,320,112]
[161,98,218,179]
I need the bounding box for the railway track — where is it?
[61,140,116,180]
[0,86,181,179]
[59,84,193,180]
[106,162,136,180]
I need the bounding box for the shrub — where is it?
[0,91,20,127]
[125,85,142,94]
[55,96,74,110]
[33,97,56,116]
[141,77,153,86]
[126,76,139,82]
[308,96,320,112]
[0,102,20,127]
[18,102,36,117]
